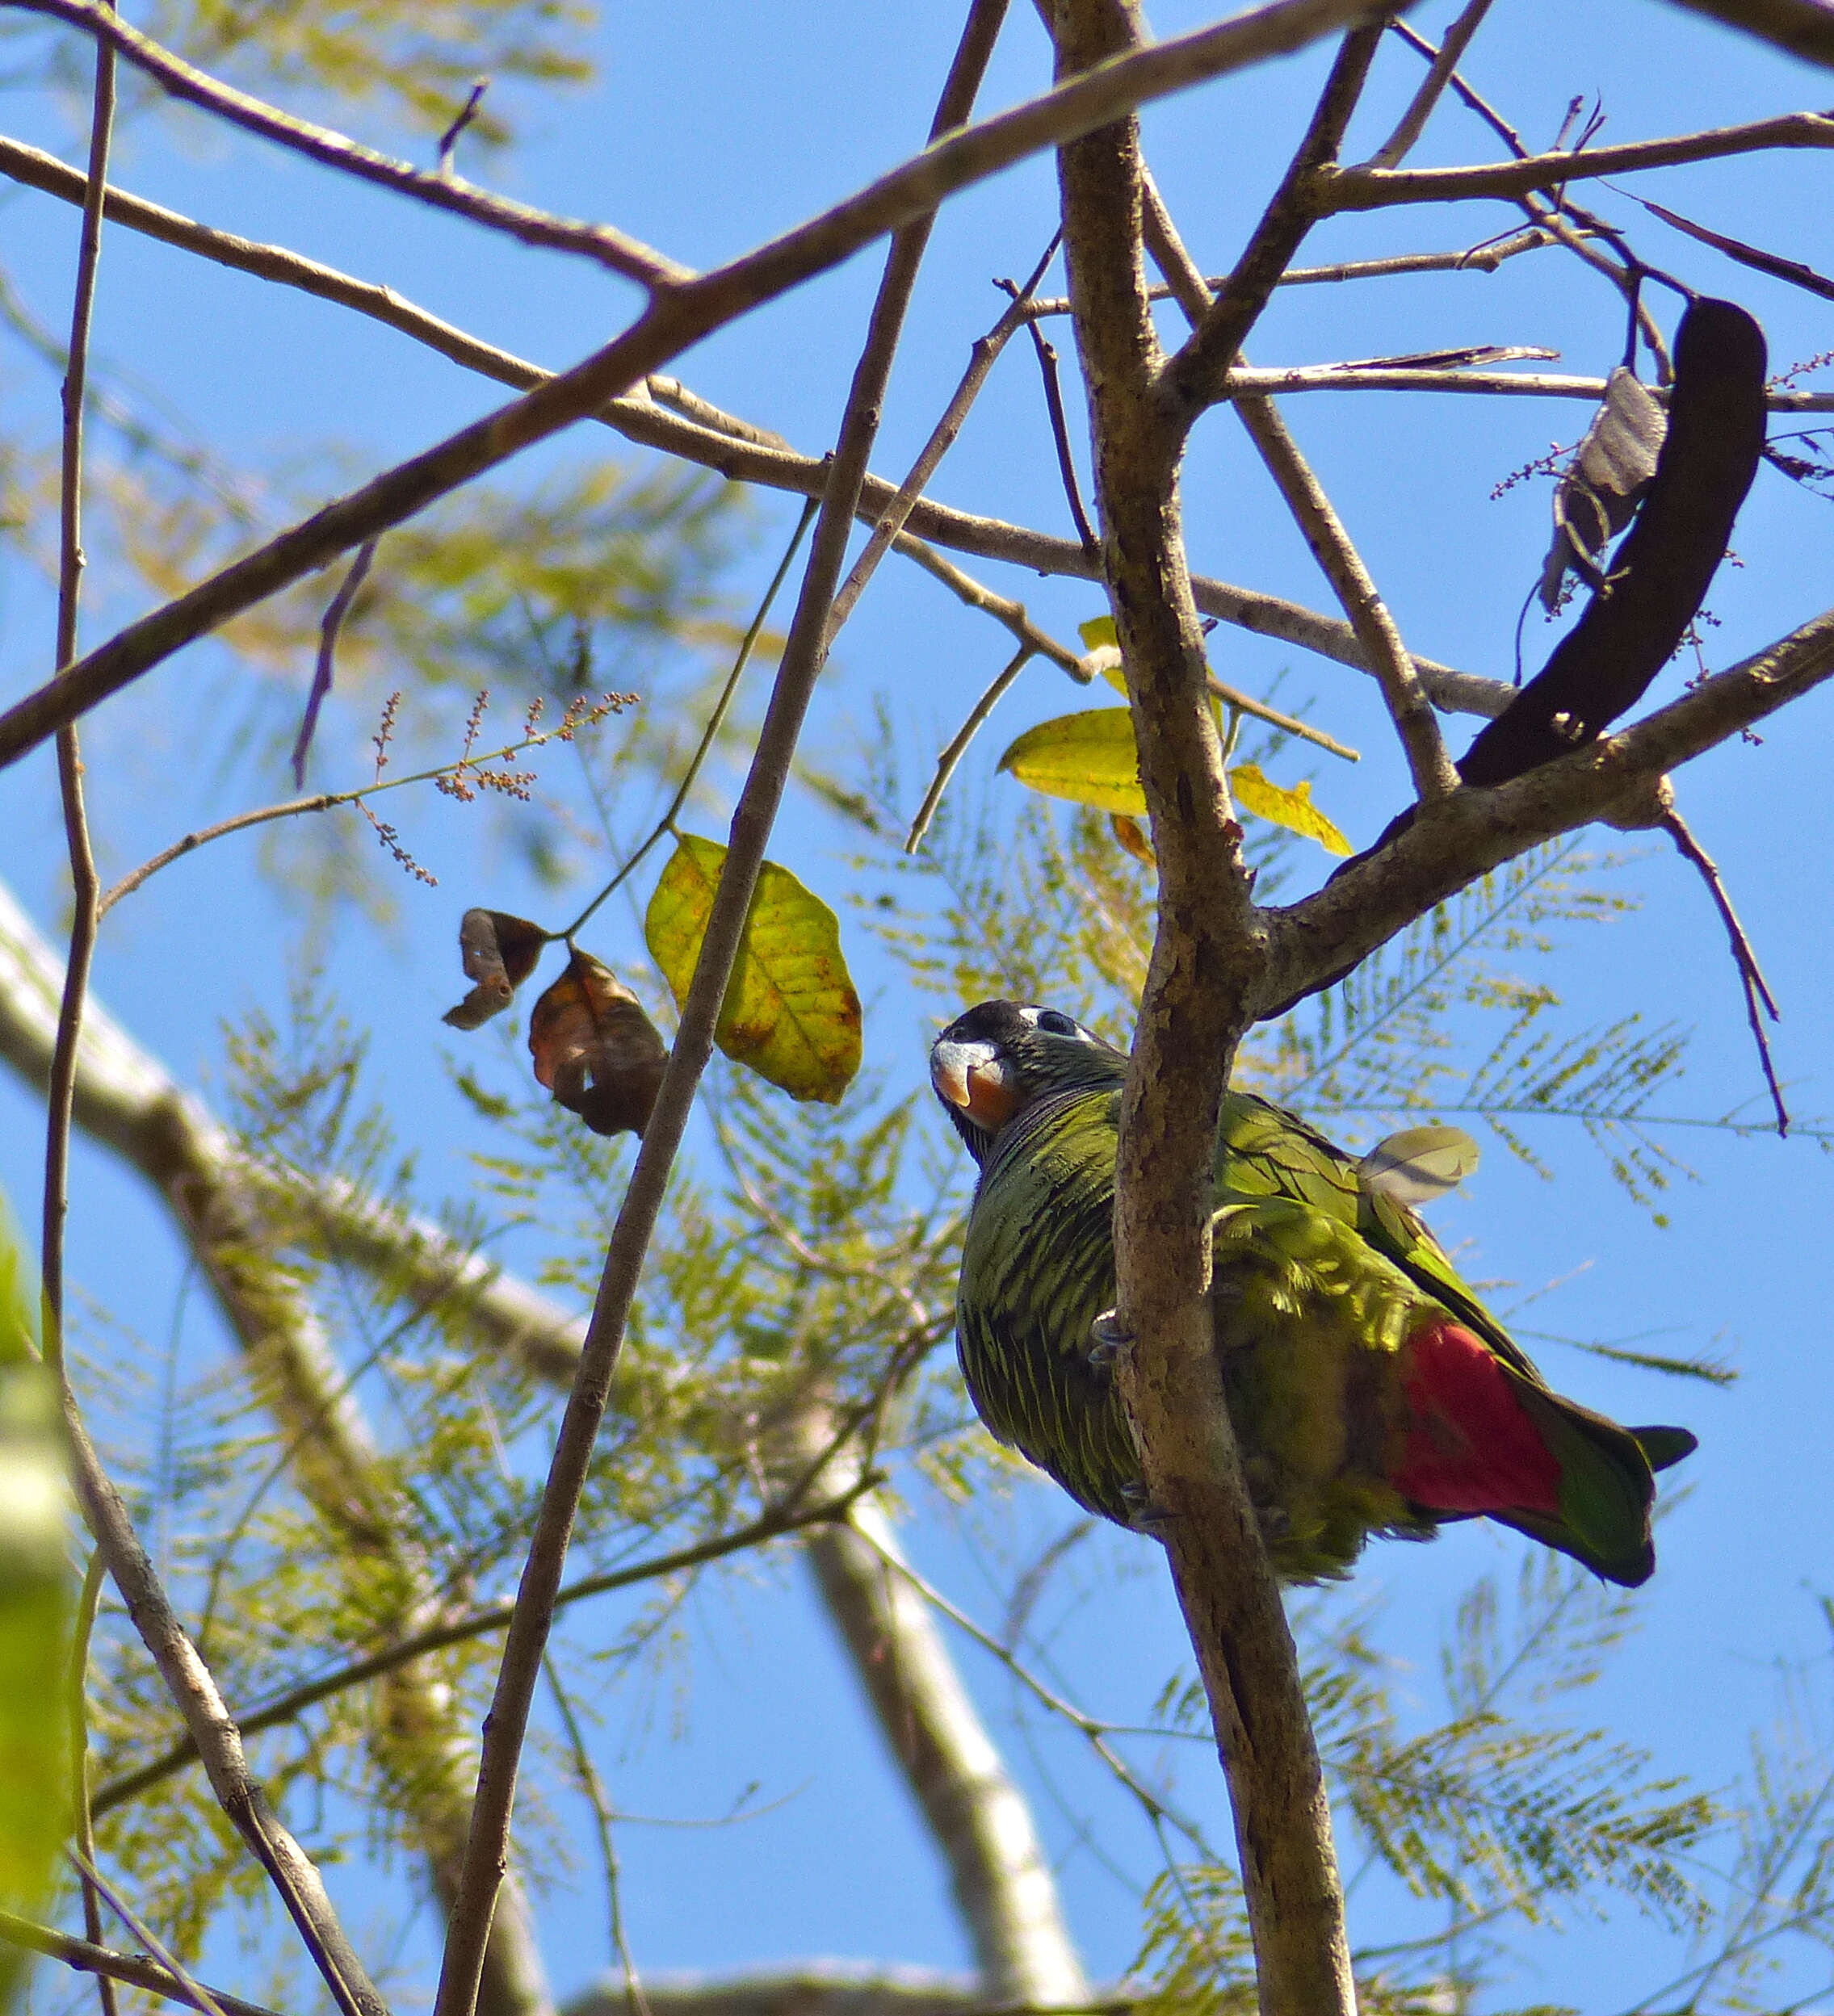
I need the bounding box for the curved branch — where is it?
[1322,111,1834,212]
[9,0,685,283]
[1255,607,1834,1017]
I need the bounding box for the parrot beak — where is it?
[930,1038,1022,1133]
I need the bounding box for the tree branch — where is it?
[1158,23,1383,425]
[1362,0,1492,169]
[1254,607,1834,1017]
[1053,5,1353,2012]
[1323,111,1834,212]
[6,0,686,285]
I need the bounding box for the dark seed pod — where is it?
[1460,298,1768,789]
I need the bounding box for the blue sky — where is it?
[3,0,1834,2008]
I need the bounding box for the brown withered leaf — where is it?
[527,949,669,1137]
[1538,365,1667,611]
[443,909,548,1029]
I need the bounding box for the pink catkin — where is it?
[1394,1319,1562,1515]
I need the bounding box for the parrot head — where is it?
[930,1000,1128,1166]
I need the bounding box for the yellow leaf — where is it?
[997,709,1146,815]
[644,835,861,1103]
[1229,762,1353,856]
[1076,614,1117,652]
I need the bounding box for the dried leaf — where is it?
[1358,1125,1480,1205]
[1110,813,1156,868]
[998,708,1146,815]
[443,908,548,1029]
[1539,366,1667,611]
[1230,763,1352,856]
[644,834,860,1104]
[1465,299,1767,788]
[527,948,669,1137]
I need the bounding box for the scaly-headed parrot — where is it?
[931,1000,1695,1586]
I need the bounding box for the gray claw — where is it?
[1119,1478,1174,1531]
[1088,1310,1131,1369]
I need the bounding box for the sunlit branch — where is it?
[8,0,686,284]
[1324,111,1834,212]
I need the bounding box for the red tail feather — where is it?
[1394,1319,1562,1515]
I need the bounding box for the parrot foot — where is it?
[1088,1310,1132,1370]
[1119,1478,1175,1531]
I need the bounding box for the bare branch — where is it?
[0,1909,285,2016]
[1054,3,1353,2009]
[1324,111,1834,212]
[1660,802,1789,1138]
[828,233,1058,640]
[1235,396,1458,798]
[907,644,1034,853]
[1363,0,1493,169]
[1255,607,1834,1017]
[7,0,686,284]
[1159,23,1383,424]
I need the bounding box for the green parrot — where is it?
[930,1000,1695,1586]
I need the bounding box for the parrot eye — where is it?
[1035,1010,1080,1037]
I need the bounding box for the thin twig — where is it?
[1383,18,1675,380]
[437,80,489,179]
[67,1850,230,2016]
[0,1909,283,2016]
[543,1658,652,2016]
[558,495,817,940]
[292,538,376,786]
[1323,111,1834,212]
[430,13,1017,2012]
[1009,295,1097,549]
[1018,228,1559,313]
[906,643,1034,852]
[1364,0,1493,170]
[843,1521,1213,1853]
[99,705,628,916]
[42,0,115,1385]
[1660,805,1788,1138]
[9,0,686,285]
[827,229,1059,640]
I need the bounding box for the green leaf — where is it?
[997,709,1146,815]
[1076,614,1117,652]
[0,1201,67,2004]
[645,834,861,1104]
[1230,762,1353,856]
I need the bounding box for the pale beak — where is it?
[930,1038,1020,1131]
